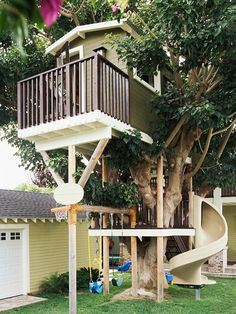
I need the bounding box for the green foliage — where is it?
[40,268,99,293]
[105,130,148,170]
[0,0,43,48]
[15,183,53,193]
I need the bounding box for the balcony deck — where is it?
[17,54,153,153]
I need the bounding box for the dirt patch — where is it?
[112,288,171,301]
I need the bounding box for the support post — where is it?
[103,214,110,295]
[40,151,64,185]
[156,156,164,303]
[188,189,194,250]
[78,139,109,188]
[68,145,77,314]
[130,207,138,296]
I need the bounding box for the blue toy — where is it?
[117,260,132,272]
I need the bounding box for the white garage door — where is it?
[0,230,24,299]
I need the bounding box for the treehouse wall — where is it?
[129,77,154,133]
[70,29,127,72]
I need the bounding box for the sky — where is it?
[0,140,31,190]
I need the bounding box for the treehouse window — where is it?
[133,68,161,92]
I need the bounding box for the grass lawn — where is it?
[5,275,236,314]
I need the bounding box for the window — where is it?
[133,68,161,93]
[57,45,84,66]
[10,232,21,240]
[0,232,6,240]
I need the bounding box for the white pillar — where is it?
[213,188,222,214]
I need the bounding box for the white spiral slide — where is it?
[169,195,228,286]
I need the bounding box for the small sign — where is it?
[54,183,84,205]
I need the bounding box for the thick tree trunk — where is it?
[128,126,197,290]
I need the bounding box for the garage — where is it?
[0,227,28,300]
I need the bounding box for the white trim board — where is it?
[0,224,30,295]
[88,228,195,238]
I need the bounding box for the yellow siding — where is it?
[223,206,236,262]
[28,221,96,292]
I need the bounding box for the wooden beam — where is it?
[78,138,109,188]
[156,155,164,303]
[40,151,64,185]
[68,145,77,314]
[103,214,109,295]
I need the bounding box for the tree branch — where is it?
[216,123,235,159]
[185,128,213,180]
[212,116,236,136]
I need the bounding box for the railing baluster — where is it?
[79,62,82,113]
[55,69,59,120]
[60,68,64,118]
[66,64,71,117]
[73,64,76,115]
[51,72,54,121]
[93,54,100,110]
[35,77,38,125]
[90,58,93,111]
[85,60,87,112]
[17,83,22,129]
[40,74,45,124]
[31,79,34,126]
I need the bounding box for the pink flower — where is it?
[40,0,64,27]
[111,4,119,13]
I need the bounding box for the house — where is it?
[0,189,96,299]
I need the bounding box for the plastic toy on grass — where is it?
[165,272,173,285]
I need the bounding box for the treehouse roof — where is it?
[46,18,138,56]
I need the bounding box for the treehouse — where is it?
[17,19,157,155]
[16,19,228,307]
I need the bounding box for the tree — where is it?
[105,0,236,288]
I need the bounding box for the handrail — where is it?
[99,55,129,78]
[18,55,95,83]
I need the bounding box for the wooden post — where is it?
[130,207,138,296]
[68,145,77,314]
[40,151,65,185]
[188,178,194,250]
[156,156,164,303]
[103,213,109,295]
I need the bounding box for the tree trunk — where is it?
[128,126,197,289]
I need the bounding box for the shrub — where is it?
[40,267,99,293]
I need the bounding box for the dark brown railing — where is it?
[17,54,130,129]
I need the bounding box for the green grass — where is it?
[5,275,236,314]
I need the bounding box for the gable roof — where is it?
[0,189,86,221]
[46,18,139,55]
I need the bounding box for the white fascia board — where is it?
[222,196,236,205]
[35,126,112,152]
[88,228,195,238]
[46,19,130,55]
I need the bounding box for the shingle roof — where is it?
[0,189,86,220]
